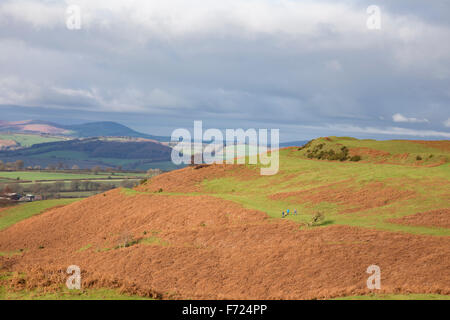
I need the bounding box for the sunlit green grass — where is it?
[0,171,144,181]
[77,244,92,252]
[0,249,24,257]
[0,134,64,147]
[0,199,81,231]
[192,146,450,236]
[140,236,170,246]
[329,137,446,154]
[127,146,449,236]
[0,171,101,181]
[0,286,153,300]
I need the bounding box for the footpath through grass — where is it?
[196,147,450,236]
[130,148,449,236]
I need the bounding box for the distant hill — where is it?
[61,121,169,141]
[0,137,177,170]
[0,120,169,142]
[0,120,70,135]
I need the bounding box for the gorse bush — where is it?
[304,142,352,162]
[350,155,362,162]
[308,212,325,227]
[298,140,314,151]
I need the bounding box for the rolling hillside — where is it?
[0,137,175,170]
[0,120,169,142]
[61,122,169,141]
[0,137,448,299]
[0,133,66,150]
[296,136,449,166]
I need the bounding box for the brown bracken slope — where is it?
[0,184,449,299]
[388,209,450,229]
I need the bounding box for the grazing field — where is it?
[0,136,174,171]
[0,170,145,200]
[0,171,145,181]
[0,138,448,300]
[0,134,65,148]
[0,283,152,300]
[197,149,449,236]
[0,199,81,231]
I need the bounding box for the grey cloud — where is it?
[0,0,449,141]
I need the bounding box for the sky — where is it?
[0,0,449,141]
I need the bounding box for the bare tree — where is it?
[92,166,101,175]
[146,168,163,177]
[70,180,81,191]
[54,181,65,192]
[15,160,24,170]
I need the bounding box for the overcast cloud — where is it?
[0,0,449,140]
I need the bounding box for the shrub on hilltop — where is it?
[304,140,353,162]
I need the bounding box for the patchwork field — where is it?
[0,134,65,149]
[0,171,146,181]
[0,170,148,200]
[0,136,178,171]
[0,138,449,300]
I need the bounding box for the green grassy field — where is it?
[19,179,132,186]
[296,137,448,165]
[0,171,104,181]
[199,147,450,236]
[0,199,81,231]
[2,136,179,171]
[122,138,449,237]
[0,171,145,181]
[328,137,444,154]
[28,151,152,168]
[133,160,184,171]
[0,170,144,200]
[0,284,152,300]
[0,134,64,147]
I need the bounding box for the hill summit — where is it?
[0,120,169,141]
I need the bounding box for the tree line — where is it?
[0,160,24,171]
[0,159,122,173]
[1,179,139,199]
